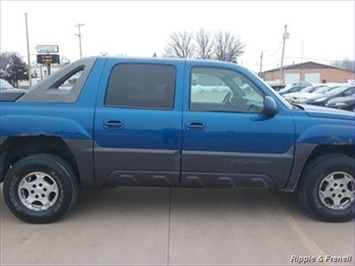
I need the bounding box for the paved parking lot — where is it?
[1,186,354,265]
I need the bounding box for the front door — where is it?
[181,63,295,188]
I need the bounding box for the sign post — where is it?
[47,63,51,76]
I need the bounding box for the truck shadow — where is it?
[69,186,312,222]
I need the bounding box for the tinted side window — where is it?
[105,64,176,109]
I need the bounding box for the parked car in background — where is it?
[283,84,329,103]
[278,81,312,95]
[0,78,14,90]
[306,85,355,106]
[283,84,340,104]
[0,78,26,101]
[325,94,355,111]
[265,81,286,91]
[343,79,354,85]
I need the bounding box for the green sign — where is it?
[36,45,59,53]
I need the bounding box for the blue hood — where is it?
[301,104,355,120]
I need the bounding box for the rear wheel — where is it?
[298,154,355,222]
[3,153,78,223]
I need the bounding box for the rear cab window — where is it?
[105,64,176,110]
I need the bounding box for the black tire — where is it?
[3,153,78,223]
[298,154,355,222]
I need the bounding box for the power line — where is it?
[264,45,282,58]
[284,56,352,62]
[261,56,354,71]
[262,57,282,67]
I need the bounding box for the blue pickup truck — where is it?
[0,57,354,223]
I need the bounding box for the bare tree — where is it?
[331,58,355,72]
[164,31,195,58]
[214,31,245,63]
[195,29,214,59]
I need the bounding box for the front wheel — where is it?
[3,154,78,223]
[298,154,355,222]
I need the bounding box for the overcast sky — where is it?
[1,0,354,72]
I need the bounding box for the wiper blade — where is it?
[292,103,305,110]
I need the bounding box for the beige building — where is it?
[262,61,354,84]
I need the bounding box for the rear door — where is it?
[181,63,295,188]
[93,58,184,186]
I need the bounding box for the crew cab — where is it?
[0,57,354,223]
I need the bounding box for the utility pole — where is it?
[279,24,289,84]
[259,51,263,78]
[25,13,32,87]
[75,23,85,58]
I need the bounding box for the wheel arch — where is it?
[0,136,79,185]
[282,144,355,192]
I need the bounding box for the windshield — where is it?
[299,86,315,93]
[0,79,13,89]
[328,86,353,96]
[299,85,326,93]
[313,86,333,93]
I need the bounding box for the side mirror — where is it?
[264,96,279,117]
